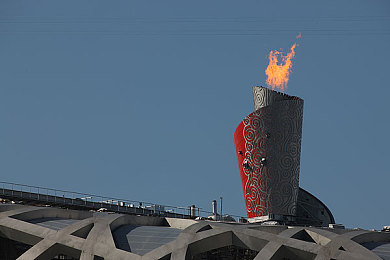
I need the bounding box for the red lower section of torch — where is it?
[234,111,269,219]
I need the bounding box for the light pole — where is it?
[220,196,223,220]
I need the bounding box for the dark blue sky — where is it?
[1,0,389,229]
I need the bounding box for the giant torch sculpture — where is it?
[234,86,304,219]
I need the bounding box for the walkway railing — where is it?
[0,181,243,221]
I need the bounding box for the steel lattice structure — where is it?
[0,204,389,259]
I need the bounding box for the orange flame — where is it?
[265,42,297,92]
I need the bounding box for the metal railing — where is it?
[0,181,243,221]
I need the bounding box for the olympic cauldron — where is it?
[234,86,304,219]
